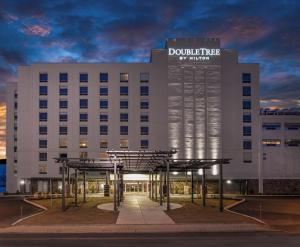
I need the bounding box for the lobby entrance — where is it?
[124,181,148,193]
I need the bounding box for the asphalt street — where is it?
[0,232,300,247]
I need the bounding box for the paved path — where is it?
[116,195,175,224]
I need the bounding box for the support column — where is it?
[148,171,151,198]
[191,170,194,203]
[159,170,163,206]
[83,171,86,203]
[113,162,117,212]
[75,169,78,207]
[202,169,206,207]
[166,160,170,211]
[67,166,70,197]
[117,171,120,207]
[219,163,224,212]
[104,171,110,197]
[61,161,66,211]
[155,173,158,201]
[151,173,154,200]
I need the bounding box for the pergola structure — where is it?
[54,150,231,212]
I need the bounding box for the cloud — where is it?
[22,24,51,37]
[0,103,6,159]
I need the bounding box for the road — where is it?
[0,232,300,247]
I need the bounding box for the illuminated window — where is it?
[120,73,129,82]
[39,164,47,174]
[100,73,108,82]
[59,138,67,148]
[99,152,108,159]
[60,73,68,83]
[120,139,128,148]
[80,139,88,148]
[140,72,149,83]
[39,73,48,83]
[262,139,281,146]
[80,73,88,82]
[100,139,108,148]
[80,152,88,159]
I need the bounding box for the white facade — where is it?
[6,38,300,194]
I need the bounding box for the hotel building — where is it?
[6,38,300,194]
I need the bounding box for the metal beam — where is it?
[219,163,224,212]
[191,170,194,203]
[166,159,170,211]
[61,161,66,211]
[113,162,117,212]
[75,169,78,207]
[83,171,86,203]
[202,169,206,207]
[159,170,163,206]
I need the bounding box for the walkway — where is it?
[116,195,176,224]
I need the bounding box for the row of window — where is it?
[262,139,300,147]
[39,72,150,83]
[39,85,149,96]
[262,123,300,130]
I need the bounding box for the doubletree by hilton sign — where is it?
[168,48,221,61]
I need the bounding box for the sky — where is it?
[0,0,299,158]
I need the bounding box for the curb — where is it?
[225,199,267,225]
[11,198,47,226]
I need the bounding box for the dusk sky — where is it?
[0,0,300,158]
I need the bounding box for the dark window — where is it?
[243,86,251,96]
[39,112,47,122]
[39,139,47,148]
[120,73,128,82]
[100,73,108,82]
[80,86,88,95]
[80,113,88,122]
[120,113,128,122]
[141,126,149,135]
[243,113,251,123]
[100,125,108,135]
[242,73,251,83]
[243,140,252,150]
[243,126,252,136]
[120,86,128,96]
[140,86,149,96]
[39,100,47,109]
[262,123,281,130]
[100,87,108,96]
[39,73,48,83]
[39,152,47,161]
[59,112,68,122]
[59,87,68,96]
[100,113,108,122]
[140,101,149,109]
[140,114,149,122]
[141,139,149,149]
[59,126,68,135]
[120,126,128,135]
[285,139,300,147]
[120,100,128,109]
[39,86,47,95]
[285,123,300,130]
[59,153,68,158]
[100,100,108,109]
[243,100,251,109]
[60,73,68,83]
[59,100,68,109]
[80,126,88,135]
[80,73,88,82]
[39,126,47,135]
[80,99,88,108]
[140,72,149,83]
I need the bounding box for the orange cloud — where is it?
[22,24,51,37]
[0,103,6,159]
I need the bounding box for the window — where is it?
[100,113,108,122]
[243,140,252,150]
[120,86,128,96]
[140,114,149,122]
[243,113,251,123]
[39,164,47,174]
[140,86,149,96]
[59,87,68,96]
[39,126,47,135]
[59,100,68,109]
[120,113,128,122]
[141,126,149,135]
[285,123,300,130]
[243,100,251,109]
[80,86,88,95]
[100,87,108,96]
[262,123,281,130]
[285,139,300,147]
[80,152,88,158]
[262,139,281,146]
[39,139,47,148]
[120,100,128,109]
[59,153,68,159]
[141,140,149,149]
[100,125,108,135]
[80,126,88,135]
[80,99,88,108]
[140,100,149,109]
[242,73,251,83]
[120,73,128,82]
[100,73,108,82]
[59,138,67,148]
[100,100,108,109]
[80,139,88,148]
[80,113,88,122]
[243,152,252,163]
[99,152,108,159]
[100,139,108,148]
[60,73,68,83]
[59,112,68,122]
[120,139,129,149]
[80,73,88,82]
[39,73,48,83]
[39,112,47,122]
[59,126,68,135]
[243,86,251,96]
[39,100,47,109]
[120,126,128,135]
[39,86,48,96]
[39,152,47,161]
[243,126,251,136]
[140,72,149,83]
